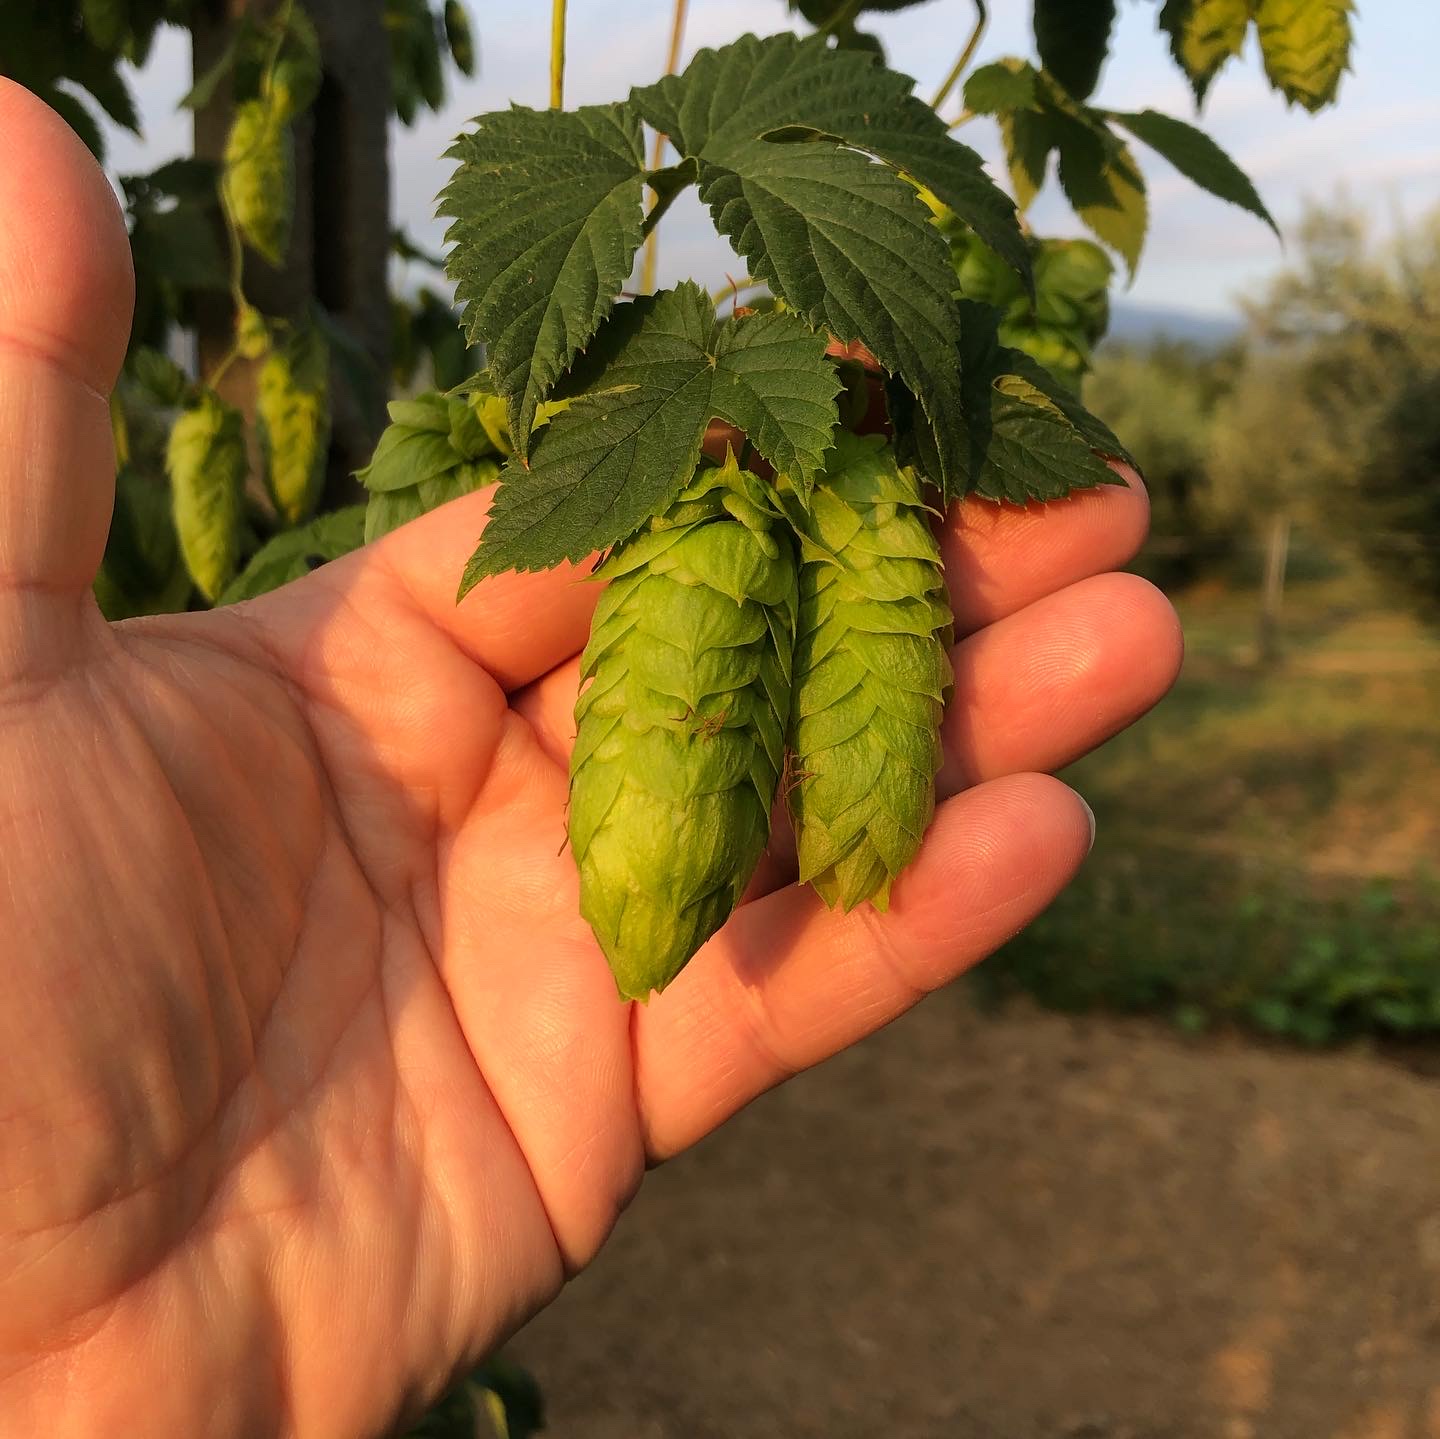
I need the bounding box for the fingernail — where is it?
[1077,794,1096,852]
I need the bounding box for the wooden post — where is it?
[191,0,391,502]
[1258,512,1291,665]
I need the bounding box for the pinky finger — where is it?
[633,772,1095,1160]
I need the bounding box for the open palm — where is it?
[0,82,1182,1437]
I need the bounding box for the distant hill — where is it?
[1106,302,1242,348]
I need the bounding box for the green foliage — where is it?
[459,283,840,587]
[569,455,797,1000]
[358,388,507,545]
[167,391,245,602]
[219,505,366,603]
[1085,340,1240,588]
[787,433,952,910]
[982,867,1440,1046]
[0,0,152,161]
[387,0,473,124]
[1233,204,1440,621]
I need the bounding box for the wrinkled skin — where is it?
[0,81,1183,1438]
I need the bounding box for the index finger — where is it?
[943,463,1151,636]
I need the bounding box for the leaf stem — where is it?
[929,0,987,113]
[640,0,689,294]
[818,0,864,36]
[549,0,567,109]
[639,183,682,242]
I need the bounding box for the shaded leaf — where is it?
[1033,0,1116,101]
[1056,124,1148,277]
[219,506,367,604]
[1110,108,1277,235]
[951,300,1127,502]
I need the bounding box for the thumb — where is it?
[0,79,134,677]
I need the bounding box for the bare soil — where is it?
[509,990,1440,1439]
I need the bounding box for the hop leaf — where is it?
[569,456,796,999]
[358,388,505,544]
[223,98,294,266]
[459,283,840,587]
[1255,0,1354,112]
[219,506,367,604]
[95,465,191,620]
[440,103,648,455]
[443,0,476,76]
[1107,108,1277,235]
[1033,0,1116,101]
[787,432,952,911]
[166,391,245,602]
[1158,0,1252,106]
[264,9,322,122]
[258,321,331,525]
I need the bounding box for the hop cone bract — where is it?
[569,456,796,1000]
[788,432,953,911]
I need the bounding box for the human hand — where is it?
[0,81,1181,1437]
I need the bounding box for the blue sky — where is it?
[107,1,1440,317]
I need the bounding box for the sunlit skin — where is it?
[0,79,1182,1437]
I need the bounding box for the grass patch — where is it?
[981,566,1440,1044]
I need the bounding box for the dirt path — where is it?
[508,991,1440,1439]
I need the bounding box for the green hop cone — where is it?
[787,431,953,912]
[569,454,797,1001]
[258,321,330,525]
[223,98,294,266]
[166,390,246,603]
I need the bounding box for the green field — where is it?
[981,563,1440,1043]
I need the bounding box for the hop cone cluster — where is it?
[569,456,796,1001]
[787,432,953,911]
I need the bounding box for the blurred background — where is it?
[5,1,1440,1434]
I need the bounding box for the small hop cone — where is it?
[568,455,796,1001]
[258,322,330,525]
[788,432,953,911]
[166,391,245,603]
[223,99,294,266]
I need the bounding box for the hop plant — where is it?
[569,454,796,1000]
[787,433,953,911]
[436,31,1163,997]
